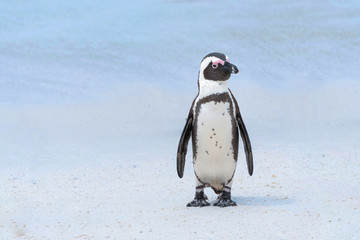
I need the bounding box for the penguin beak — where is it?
[231,63,239,74]
[220,61,239,75]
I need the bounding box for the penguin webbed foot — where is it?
[186,192,210,207]
[187,198,210,207]
[214,191,237,207]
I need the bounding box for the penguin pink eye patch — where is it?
[212,58,230,69]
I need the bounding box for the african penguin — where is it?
[177,52,253,207]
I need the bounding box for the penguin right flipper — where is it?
[177,112,193,178]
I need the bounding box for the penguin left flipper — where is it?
[236,114,253,176]
[176,112,193,178]
[229,89,254,176]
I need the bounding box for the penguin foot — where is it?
[214,191,237,207]
[186,191,210,207]
[186,198,210,207]
[214,198,237,207]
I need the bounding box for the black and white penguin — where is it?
[177,52,253,207]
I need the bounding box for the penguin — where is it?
[177,52,253,207]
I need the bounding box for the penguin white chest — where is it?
[193,100,237,187]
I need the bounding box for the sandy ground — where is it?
[1,82,359,239]
[1,146,359,239]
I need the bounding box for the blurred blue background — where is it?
[0,0,359,170]
[1,0,359,105]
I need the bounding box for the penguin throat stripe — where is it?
[212,59,225,68]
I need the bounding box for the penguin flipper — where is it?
[229,89,253,176]
[236,114,253,176]
[177,114,193,178]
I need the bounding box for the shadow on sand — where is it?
[232,196,294,206]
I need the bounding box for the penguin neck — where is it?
[198,76,229,97]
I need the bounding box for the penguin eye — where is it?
[211,59,224,69]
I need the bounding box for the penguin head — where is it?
[200,52,239,81]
